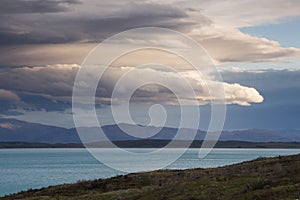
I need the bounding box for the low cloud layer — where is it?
[0,64,264,114]
[4,67,300,130]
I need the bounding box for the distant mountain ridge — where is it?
[0,118,299,144]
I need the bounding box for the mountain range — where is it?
[0,118,299,144]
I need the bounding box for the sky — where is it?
[0,0,300,130]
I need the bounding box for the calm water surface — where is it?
[0,148,299,197]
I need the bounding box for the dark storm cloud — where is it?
[0,65,77,113]
[0,65,77,97]
[0,29,79,45]
[0,64,109,113]
[0,0,80,14]
[0,2,204,45]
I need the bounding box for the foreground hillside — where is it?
[2,154,300,200]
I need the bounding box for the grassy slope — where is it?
[2,154,300,200]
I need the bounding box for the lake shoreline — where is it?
[2,153,300,200]
[1,148,299,197]
[1,140,300,149]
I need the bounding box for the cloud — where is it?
[222,83,263,106]
[0,64,77,112]
[4,67,300,130]
[0,89,20,101]
[0,64,264,109]
[0,0,299,65]
[0,64,78,97]
[221,68,300,91]
[0,122,18,130]
[218,68,300,129]
[0,89,20,113]
[0,1,193,45]
[0,44,94,67]
[0,0,80,14]
[198,0,300,27]
[220,68,300,106]
[192,26,300,62]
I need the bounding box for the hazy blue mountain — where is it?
[0,118,299,143]
[0,118,81,143]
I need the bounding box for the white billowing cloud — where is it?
[99,66,264,106]
[182,70,264,106]
[222,83,264,106]
[0,89,20,101]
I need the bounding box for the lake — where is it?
[1,148,300,197]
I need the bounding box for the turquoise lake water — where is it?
[1,148,300,197]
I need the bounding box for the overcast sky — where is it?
[0,0,300,130]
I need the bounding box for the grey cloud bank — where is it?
[0,0,300,66]
[0,67,299,130]
[0,64,263,110]
[0,0,80,14]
